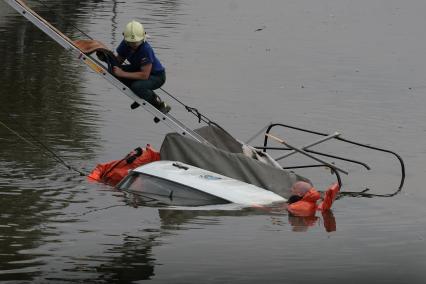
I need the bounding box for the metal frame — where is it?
[4,0,210,145]
[247,122,405,196]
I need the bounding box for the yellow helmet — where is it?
[123,20,145,42]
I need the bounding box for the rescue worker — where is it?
[287,181,340,217]
[113,20,170,113]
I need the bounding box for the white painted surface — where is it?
[134,161,286,205]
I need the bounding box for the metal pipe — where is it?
[275,132,341,161]
[265,133,348,175]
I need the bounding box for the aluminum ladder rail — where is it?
[4,0,210,145]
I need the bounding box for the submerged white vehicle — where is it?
[118,161,286,207]
[4,0,406,207]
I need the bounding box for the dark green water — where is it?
[1,0,426,283]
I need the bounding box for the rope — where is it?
[0,117,87,176]
[159,87,221,127]
[36,0,94,40]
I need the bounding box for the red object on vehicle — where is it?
[287,189,321,217]
[317,182,340,211]
[287,182,340,217]
[88,145,160,186]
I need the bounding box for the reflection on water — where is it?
[0,1,101,169]
[288,211,336,232]
[0,0,105,281]
[156,201,337,233]
[93,234,157,282]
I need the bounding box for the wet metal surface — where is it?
[1,0,426,283]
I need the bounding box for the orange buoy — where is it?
[88,145,160,186]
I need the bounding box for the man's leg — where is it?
[129,74,168,112]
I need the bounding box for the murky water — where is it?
[1,0,426,283]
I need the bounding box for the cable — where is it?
[35,0,94,40]
[159,87,223,127]
[0,117,87,176]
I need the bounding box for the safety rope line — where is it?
[159,87,221,127]
[0,117,87,176]
[36,0,94,40]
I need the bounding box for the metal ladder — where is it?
[4,0,210,145]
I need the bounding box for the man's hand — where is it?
[113,66,126,77]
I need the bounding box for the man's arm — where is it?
[116,54,125,65]
[113,63,152,80]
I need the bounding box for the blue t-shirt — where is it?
[116,40,165,74]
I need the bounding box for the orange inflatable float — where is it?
[88,145,160,186]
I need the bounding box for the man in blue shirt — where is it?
[113,20,170,113]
